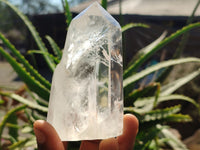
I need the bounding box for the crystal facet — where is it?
[47,2,123,141]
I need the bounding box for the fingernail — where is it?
[34,128,46,144]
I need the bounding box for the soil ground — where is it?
[0,61,23,90]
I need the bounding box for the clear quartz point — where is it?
[47,2,123,141]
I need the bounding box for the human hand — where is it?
[34,114,138,150]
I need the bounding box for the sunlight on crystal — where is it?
[47,2,123,141]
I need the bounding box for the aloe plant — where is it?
[0,0,200,149]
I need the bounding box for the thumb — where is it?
[34,120,67,150]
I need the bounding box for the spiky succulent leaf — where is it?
[0,32,51,90]
[124,57,200,96]
[124,22,200,79]
[122,23,149,33]
[0,0,56,71]
[0,47,50,100]
[63,0,72,27]
[45,35,62,60]
[0,105,26,145]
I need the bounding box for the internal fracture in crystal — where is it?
[47,2,123,141]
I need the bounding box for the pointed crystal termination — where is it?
[47,2,123,141]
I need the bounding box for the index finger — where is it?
[117,114,139,150]
[34,120,67,150]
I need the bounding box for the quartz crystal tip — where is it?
[47,2,123,141]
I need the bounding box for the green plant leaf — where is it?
[21,126,33,133]
[160,128,189,150]
[122,23,149,32]
[123,57,200,93]
[148,138,170,150]
[161,68,200,96]
[141,105,181,122]
[153,83,160,108]
[139,109,191,132]
[0,92,48,112]
[0,105,26,146]
[5,123,20,129]
[63,0,72,27]
[0,32,51,90]
[101,0,107,10]
[25,87,48,107]
[0,0,56,71]
[28,50,60,64]
[45,35,62,60]
[7,137,36,150]
[126,31,167,71]
[8,139,28,150]
[7,136,37,149]
[23,136,37,148]
[135,125,166,150]
[156,1,200,83]
[164,114,192,122]
[0,99,4,105]
[124,22,200,79]
[7,113,18,141]
[132,94,199,113]
[124,82,160,106]
[174,0,200,59]
[0,46,50,100]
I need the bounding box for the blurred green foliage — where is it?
[0,0,200,149]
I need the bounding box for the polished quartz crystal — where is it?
[47,2,123,141]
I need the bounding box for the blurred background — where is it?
[1,0,200,66]
[1,0,200,149]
